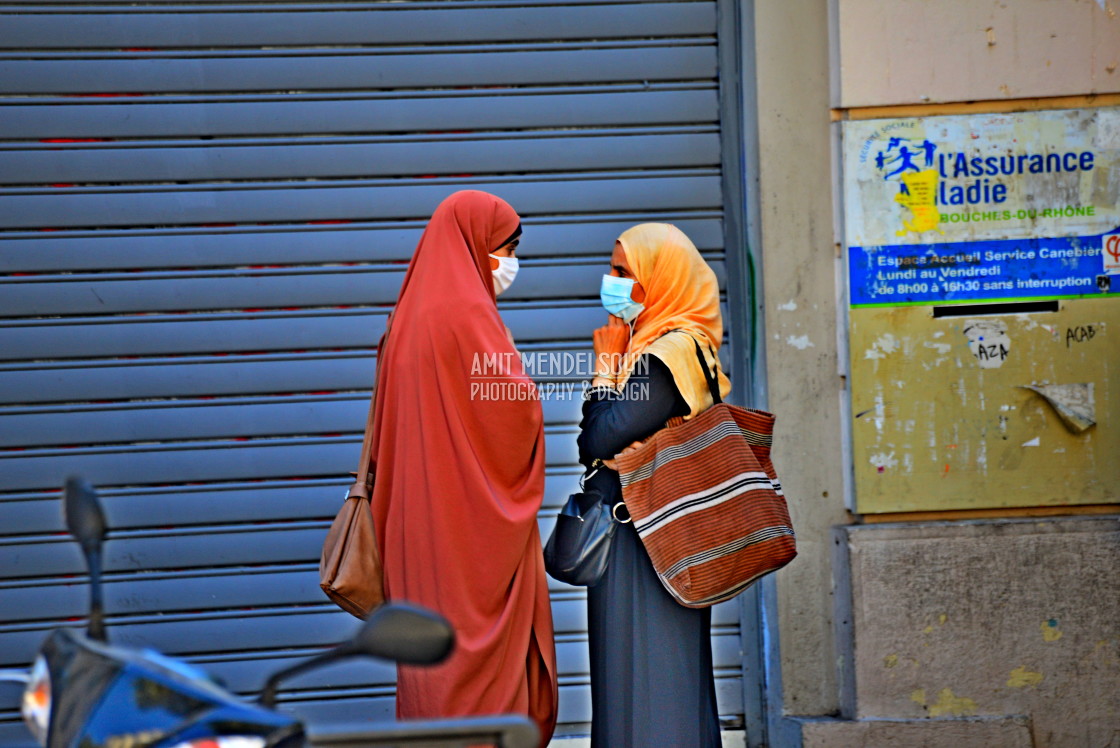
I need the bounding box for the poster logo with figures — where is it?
[843,107,1120,307]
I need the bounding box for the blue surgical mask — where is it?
[600,274,645,322]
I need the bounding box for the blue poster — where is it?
[849,230,1118,307]
[842,108,1120,308]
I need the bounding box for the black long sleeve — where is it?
[577,355,689,466]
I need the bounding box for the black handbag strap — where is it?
[660,328,722,406]
[690,337,722,406]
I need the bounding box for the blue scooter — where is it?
[0,478,537,748]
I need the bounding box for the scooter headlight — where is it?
[21,656,51,746]
[168,738,266,748]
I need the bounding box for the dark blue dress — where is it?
[578,356,721,748]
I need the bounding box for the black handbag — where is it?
[543,468,627,587]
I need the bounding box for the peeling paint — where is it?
[1099,108,1120,147]
[923,341,952,356]
[1015,315,1062,341]
[870,451,899,471]
[778,299,798,311]
[1042,619,1064,642]
[953,377,968,407]
[928,688,979,717]
[1022,436,1041,447]
[786,334,815,350]
[922,338,953,371]
[1007,665,1045,688]
[868,390,888,434]
[865,332,901,360]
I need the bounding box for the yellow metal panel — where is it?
[851,299,1117,513]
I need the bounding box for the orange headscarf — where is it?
[615,223,731,416]
[369,190,557,745]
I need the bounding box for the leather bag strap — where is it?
[349,314,394,500]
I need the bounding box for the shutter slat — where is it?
[0,305,608,360]
[0,342,726,406]
[0,470,584,536]
[0,216,724,272]
[0,87,718,140]
[0,173,722,228]
[0,261,725,317]
[0,394,587,448]
[0,45,716,95]
[0,131,720,185]
[0,3,716,49]
[0,513,590,584]
[0,605,740,678]
[0,353,378,405]
[0,430,582,492]
[0,345,617,405]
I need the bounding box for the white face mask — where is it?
[490,254,519,296]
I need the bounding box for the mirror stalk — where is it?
[87,548,106,642]
[64,477,109,643]
[259,649,344,708]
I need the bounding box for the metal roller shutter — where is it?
[0,1,750,741]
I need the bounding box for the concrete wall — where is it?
[834,0,1120,107]
[747,0,1120,743]
[801,716,1034,748]
[835,517,1120,746]
[750,0,848,718]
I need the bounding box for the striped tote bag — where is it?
[613,340,796,608]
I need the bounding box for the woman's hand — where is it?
[592,315,631,379]
[603,440,645,470]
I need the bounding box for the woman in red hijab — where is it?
[368,190,558,744]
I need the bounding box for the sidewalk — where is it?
[549,731,747,747]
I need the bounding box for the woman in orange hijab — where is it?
[578,223,730,747]
[369,190,558,745]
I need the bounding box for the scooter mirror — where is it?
[64,476,106,553]
[63,477,107,642]
[258,603,454,707]
[344,602,455,665]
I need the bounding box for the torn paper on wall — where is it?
[1019,383,1097,433]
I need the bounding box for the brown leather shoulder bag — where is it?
[319,322,391,619]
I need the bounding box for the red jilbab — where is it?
[368,190,558,744]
